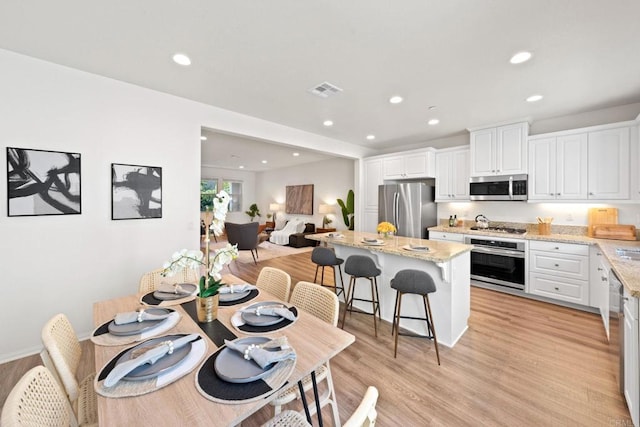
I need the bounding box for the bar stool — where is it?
[341,255,382,337]
[311,247,344,297]
[391,269,440,365]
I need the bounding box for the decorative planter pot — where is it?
[195,294,219,323]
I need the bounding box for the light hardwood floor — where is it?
[0,248,632,426]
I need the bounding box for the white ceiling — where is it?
[1,1,640,171]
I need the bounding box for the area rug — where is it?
[204,240,314,264]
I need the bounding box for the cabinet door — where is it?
[623,291,639,426]
[588,127,630,199]
[382,156,405,179]
[528,137,556,200]
[470,128,496,176]
[435,152,452,201]
[451,149,470,200]
[589,248,610,338]
[556,133,588,200]
[429,231,465,242]
[404,152,429,178]
[496,122,527,175]
[364,159,383,210]
[363,209,379,234]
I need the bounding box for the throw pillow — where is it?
[295,220,306,233]
[275,218,287,230]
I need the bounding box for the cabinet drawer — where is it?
[530,250,589,280]
[529,240,590,256]
[429,231,465,242]
[529,273,589,305]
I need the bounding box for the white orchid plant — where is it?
[162,244,239,298]
[162,189,238,298]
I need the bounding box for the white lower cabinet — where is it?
[589,247,611,339]
[528,240,589,305]
[429,231,465,243]
[623,288,639,426]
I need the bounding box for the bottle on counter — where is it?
[453,215,457,227]
[449,215,454,227]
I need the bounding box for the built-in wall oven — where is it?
[464,235,526,290]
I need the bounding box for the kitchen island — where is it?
[307,231,473,347]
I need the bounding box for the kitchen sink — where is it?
[615,248,640,261]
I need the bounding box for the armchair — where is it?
[224,222,260,264]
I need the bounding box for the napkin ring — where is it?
[174,284,183,294]
[243,344,257,360]
[137,310,145,323]
[163,340,175,355]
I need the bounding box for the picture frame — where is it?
[111,163,162,220]
[7,147,81,216]
[285,184,314,215]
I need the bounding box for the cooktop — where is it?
[470,226,527,235]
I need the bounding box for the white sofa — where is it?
[269,218,305,245]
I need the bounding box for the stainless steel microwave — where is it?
[469,174,527,201]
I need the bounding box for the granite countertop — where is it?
[306,230,473,263]
[428,225,640,297]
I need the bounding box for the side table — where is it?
[316,228,337,233]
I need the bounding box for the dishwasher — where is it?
[610,269,624,394]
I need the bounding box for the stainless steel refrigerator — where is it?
[378,182,437,239]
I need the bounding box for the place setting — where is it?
[91,307,181,346]
[217,283,260,307]
[402,243,430,252]
[95,332,207,398]
[362,237,385,246]
[140,282,199,306]
[196,335,296,404]
[230,301,298,334]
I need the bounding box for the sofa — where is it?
[288,223,318,248]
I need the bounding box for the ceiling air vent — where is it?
[308,81,343,98]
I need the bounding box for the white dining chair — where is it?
[138,266,199,293]
[269,281,340,425]
[41,313,98,426]
[263,386,379,427]
[256,266,292,302]
[1,365,86,427]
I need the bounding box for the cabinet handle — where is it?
[554,264,559,267]
[556,193,561,196]
[554,287,560,291]
[549,193,554,196]
[623,297,629,303]
[602,277,608,282]
[589,192,594,196]
[596,253,602,256]
[597,267,603,271]
[554,247,560,250]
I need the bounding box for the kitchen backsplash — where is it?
[437,218,588,236]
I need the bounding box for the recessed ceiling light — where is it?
[261,160,268,164]
[172,53,191,66]
[292,152,300,157]
[239,165,245,169]
[428,119,440,125]
[200,136,207,141]
[366,135,376,140]
[510,51,532,64]
[526,94,544,102]
[323,120,334,127]
[389,96,403,104]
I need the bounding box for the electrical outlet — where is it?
[566,213,573,222]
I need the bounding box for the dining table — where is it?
[92,274,355,426]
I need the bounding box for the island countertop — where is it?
[306,230,473,263]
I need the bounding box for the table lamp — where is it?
[319,204,334,228]
[269,203,281,222]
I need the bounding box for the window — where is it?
[222,180,243,212]
[200,179,218,211]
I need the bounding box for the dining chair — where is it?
[1,365,86,427]
[138,266,199,293]
[269,281,340,425]
[263,386,379,427]
[256,266,292,302]
[40,313,98,426]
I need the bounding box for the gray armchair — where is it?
[224,222,260,264]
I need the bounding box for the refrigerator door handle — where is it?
[394,192,400,231]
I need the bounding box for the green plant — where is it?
[245,203,261,221]
[337,189,354,230]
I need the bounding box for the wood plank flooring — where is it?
[0,248,632,426]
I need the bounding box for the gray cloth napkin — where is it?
[218,284,257,294]
[104,334,199,387]
[223,338,296,369]
[156,283,193,295]
[240,305,296,321]
[114,310,172,325]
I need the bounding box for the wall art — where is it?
[7,147,81,216]
[285,184,313,215]
[111,163,162,220]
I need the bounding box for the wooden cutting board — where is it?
[592,224,637,241]
[588,207,618,237]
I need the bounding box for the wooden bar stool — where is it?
[311,247,344,297]
[341,255,382,337]
[391,269,440,364]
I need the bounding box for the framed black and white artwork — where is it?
[111,163,162,220]
[7,147,81,216]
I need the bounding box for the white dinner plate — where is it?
[153,283,198,301]
[240,301,288,327]
[219,290,251,302]
[214,337,278,383]
[362,239,385,246]
[115,334,192,381]
[107,308,173,336]
[402,244,430,252]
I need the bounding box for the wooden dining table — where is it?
[93,274,355,426]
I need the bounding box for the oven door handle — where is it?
[471,246,526,258]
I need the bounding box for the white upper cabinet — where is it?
[363,158,383,210]
[587,127,630,199]
[382,149,435,180]
[528,134,588,200]
[435,148,469,201]
[470,122,528,177]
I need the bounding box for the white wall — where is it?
[0,49,364,362]
[256,158,355,230]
